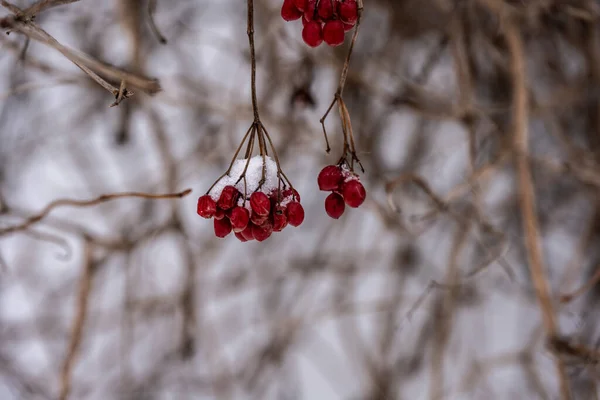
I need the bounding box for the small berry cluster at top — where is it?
[317,164,366,219]
[197,156,304,242]
[281,0,359,48]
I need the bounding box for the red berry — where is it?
[252,220,273,242]
[317,0,334,19]
[230,206,250,233]
[251,212,269,226]
[214,217,232,238]
[286,201,305,227]
[235,232,248,242]
[325,192,345,219]
[302,21,323,47]
[318,165,343,191]
[281,0,302,21]
[342,180,366,208]
[241,224,255,241]
[338,0,358,24]
[273,209,288,232]
[303,0,317,22]
[250,192,271,217]
[283,188,301,202]
[215,207,226,220]
[197,195,217,219]
[323,20,345,46]
[218,186,239,210]
[343,21,355,32]
[294,0,308,11]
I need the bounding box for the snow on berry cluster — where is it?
[317,164,366,219]
[197,156,305,242]
[281,0,358,48]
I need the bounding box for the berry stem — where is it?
[319,0,364,172]
[247,0,260,122]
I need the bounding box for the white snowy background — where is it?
[0,1,597,399]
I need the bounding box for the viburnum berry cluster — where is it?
[281,0,358,48]
[197,123,305,242]
[318,163,365,219]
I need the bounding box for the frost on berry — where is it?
[317,0,334,20]
[325,192,345,219]
[197,195,217,219]
[323,20,345,47]
[230,206,250,233]
[342,179,366,208]
[302,20,323,47]
[252,220,274,242]
[218,186,239,210]
[286,201,305,227]
[214,218,232,238]
[282,188,301,202]
[338,0,358,24]
[250,192,271,217]
[281,0,302,21]
[318,165,343,191]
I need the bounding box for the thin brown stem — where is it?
[247,0,260,121]
[0,189,191,237]
[59,238,94,400]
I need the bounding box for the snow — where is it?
[208,155,281,202]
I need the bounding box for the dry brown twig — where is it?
[0,189,191,237]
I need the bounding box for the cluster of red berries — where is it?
[317,164,366,219]
[197,186,304,242]
[281,0,358,48]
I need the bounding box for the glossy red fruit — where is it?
[235,232,248,242]
[250,192,271,217]
[230,206,250,233]
[317,0,334,19]
[342,180,366,208]
[303,0,317,22]
[215,207,226,220]
[218,186,239,210]
[281,0,302,21]
[302,21,323,47]
[318,165,343,191]
[325,192,345,219]
[338,0,358,24]
[323,20,345,46]
[286,201,305,227]
[197,195,217,218]
[240,224,255,241]
[294,0,308,11]
[252,220,273,242]
[214,217,232,238]
[273,209,288,232]
[343,21,355,32]
[251,212,269,226]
